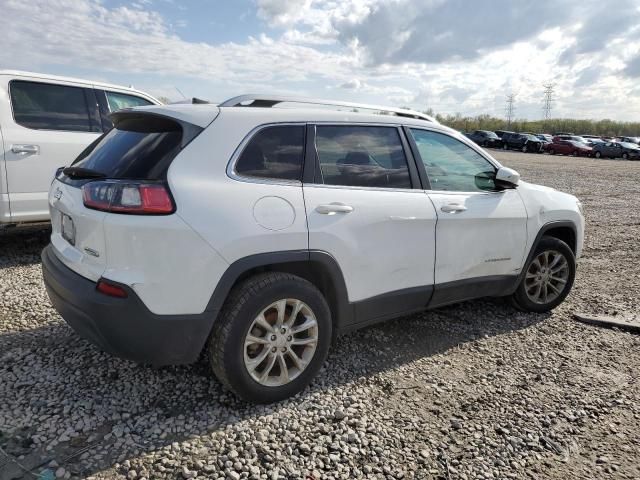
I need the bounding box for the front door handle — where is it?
[11,144,40,154]
[440,203,467,213]
[316,203,354,215]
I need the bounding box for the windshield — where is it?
[483,131,499,139]
[569,141,589,148]
[620,142,639,149]
[571,136,587,143]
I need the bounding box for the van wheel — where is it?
[208,272,331,403]
[511,237,576,313]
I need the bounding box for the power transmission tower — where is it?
[505,94,516,128]
[542,83,555,120]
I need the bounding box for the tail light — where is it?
[82,181,174,215]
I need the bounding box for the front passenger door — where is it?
[407,128,528,304]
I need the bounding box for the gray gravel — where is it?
[1,152,639,480]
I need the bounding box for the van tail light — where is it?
[96,279,128,298]
[82,181,174,215]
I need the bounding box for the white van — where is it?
[0,70,160,226]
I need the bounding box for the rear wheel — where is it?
[511,237,576,313]
[503,143,508,150]
[595,151,602,158]
[549,148,555,155]
[521,145,528,153]
[572,150,579,156]
[622,152,629,160]
[208,272,332,403]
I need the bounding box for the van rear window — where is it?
[70,115,193,180]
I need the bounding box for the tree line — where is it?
[426,111,640,136]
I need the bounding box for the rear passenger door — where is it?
[303,124,437,324]
[1,79,102,222]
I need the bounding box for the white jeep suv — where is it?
[42,95,584,402]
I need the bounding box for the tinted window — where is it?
[10,80,94,132]
[105,91,153,111]
[410,129,497,192]
[315,126,411,189]
[69,115,185,180]
[235,125,305,181]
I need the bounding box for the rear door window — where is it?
[235,125,305,181]
[10,80,97,132]
[314,125,412,189]
[68,115,192,181]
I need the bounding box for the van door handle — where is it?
[440,203,467,213]
[316,203,354,215]
[11,144,40,154]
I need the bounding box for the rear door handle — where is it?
[11,144,40,154]
[316,203,354,215]
[440,203,467,213]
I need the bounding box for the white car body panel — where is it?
[428,189,528,284]
[304,186,437,302]
[0,71,159,225]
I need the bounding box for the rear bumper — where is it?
[41,244,212,365]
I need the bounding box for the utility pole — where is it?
[505,94,516,128]
[542,83,555,121]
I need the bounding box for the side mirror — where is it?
[495,167,520,188]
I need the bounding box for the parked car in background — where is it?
[465,130,501,147]
[536,134,553,146]
[616,136,640,145]
[555,135,590,145]
[0,70,159,226]
[494,130,514,140]
[592,141,640,159]
[545,138,593,157]
[581,135,605,145]
[501,133,544,152]
[42,94,584,402]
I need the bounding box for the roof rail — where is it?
[218,94,437,123]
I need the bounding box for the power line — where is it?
[505,94,516,127]
[542,83,555,120]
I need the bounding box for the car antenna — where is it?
[174,86,187,100]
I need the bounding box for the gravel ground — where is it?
[1,151,639,480]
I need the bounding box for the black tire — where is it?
[622,152,629,160]
[572,150,578,157]
[511,237,576,313]
[549,148,555,155]
[483,140,489,147]
[208,272,331,403]
[521,145,528,153]
[594,151,601,158]
[503,143,508,150]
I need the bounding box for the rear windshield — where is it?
[70,115,190,180]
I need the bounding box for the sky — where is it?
[2,0,640,121]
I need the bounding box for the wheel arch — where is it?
[205,250,352,340]
[511,220,578,294]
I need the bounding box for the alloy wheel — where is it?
[243,298,318,387]
[524,250,570,305]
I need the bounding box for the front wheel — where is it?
[548,148,555,155]
[622,152,629,160]
[208,272,332,403]
[503,143,508,150]
[521,145,528,153]
[594,151,601,158]
[511,237,576,313]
